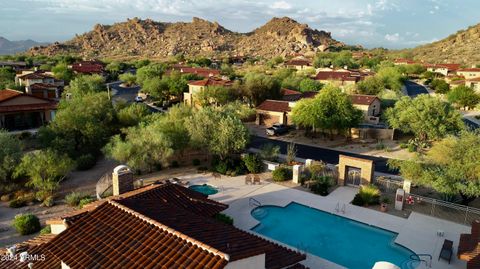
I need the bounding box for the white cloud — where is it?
[271,1,292,10]
[384,33,400,42]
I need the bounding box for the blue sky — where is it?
[1,0,479,49]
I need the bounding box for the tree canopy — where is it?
[385,95,464,141]
[447,85,480,110]
[66,75,106,97]
[389,131,480,204]
[242,72,281,106]
[0,130,22,183]
[291,85,363,138]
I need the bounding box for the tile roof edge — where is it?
[108,200,231,261]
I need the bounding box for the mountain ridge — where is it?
[28,17,346,59]
[0,37,48,55]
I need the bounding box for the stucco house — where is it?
[314,70,370,87]
[71,60,105,76]
[466,77,480,93]
[284,58,312,71]
[184,77,233,106]
[15,71,58,87]
[424,63,461,76]
[0,174,306,269]
[349,94,381,124]
[27,83,62,100]
[171,64,221,78]
[457,68,480,79]
[0,89,57,131]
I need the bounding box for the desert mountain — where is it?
[0,37,48,55]
[28,17,345,59]
[407,23,480,65]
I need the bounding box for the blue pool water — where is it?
[252,202,417,269]
[188,184,218,196]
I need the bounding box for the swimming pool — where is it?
[251,202,417,269]
[188,184,219,196]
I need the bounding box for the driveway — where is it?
[404,80,429,97]
[249,136,398,174]
[107,81,141,103]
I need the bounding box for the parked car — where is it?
[134,96,143,103]
[266,123,288,136]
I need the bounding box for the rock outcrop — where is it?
[29,17,345,59]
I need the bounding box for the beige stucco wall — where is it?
[458,71,480,79]
[338,155,374,186]
[256,111,285,126]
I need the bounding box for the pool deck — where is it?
[183,173,470,269]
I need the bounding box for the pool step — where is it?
[251,208,268,219]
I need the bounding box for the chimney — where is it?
[112,165,134,196]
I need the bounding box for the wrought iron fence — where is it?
[373,176,480,225]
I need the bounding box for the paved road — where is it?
[107,81,141,103]
[249,136,398,175]
[404,80,429,97]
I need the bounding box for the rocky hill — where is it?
[406,23,480,65]
[28,17,345,59]
[0,37,48,55]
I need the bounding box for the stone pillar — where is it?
[305,159,314,168]
[292,164,303,184]
[112,165,134,196]
[403,180,411,194]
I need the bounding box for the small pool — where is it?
[252,202,417,269]
[188,184,218,196]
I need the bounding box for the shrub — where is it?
[78,197,95,209]
[42,196,54,207]
[171,161,179,168]
[243,154,263,174]
[39,225,51,235]
[13,214,41,235]
[192,159,201,166]
[0,193,13,202]
[214,213,233,225]
[9,199,26,208]
[272,166,292,182]
[65,192,86,207]
[259,143,280,162]
[76,154,96,170]
[215,161,228,174]
[352,185,381,206]
[309,175,333,196]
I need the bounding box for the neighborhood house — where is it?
[184,77,233,106]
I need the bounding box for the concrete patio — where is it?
[181,173,470,269]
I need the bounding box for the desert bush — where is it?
[65,192,88,207]
[78,197,96,209]
[76,154,96,170]
[9,199,26,208]
[214,213,233,225]
[272,166,292,182]
[259,143,280,162]
[309,175,333,196]
[352,185,381,206]
[13,214,41,235]
[39,225,51,235]
[192,159,201,166]
[243,154,263,174]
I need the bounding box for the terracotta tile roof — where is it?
[71,61,105,74]
[0,89,22,102]
[30,83,59,90]
[257,100,291,113]
[17,72,53,80]
[349,94,379,105]
[11,183,305,269]
[172,65,221,78]
[301,91,318,99]
[282,88,301,96]
[314,71,361,82]
[188,77,232,87]
[458,68,480,72]
[0,234,59,269]
[424,63,461,71]
[394,58,417,64]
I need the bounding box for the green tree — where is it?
[242,72,281,106]
[220,64,235,79]
[106,61,127,78]
[299,78,323,92]
[0,67,17,89]
[39,92,116,158]
[136,63,166,86]
[66,75,105,97]
[447,85,480,110]
[0,130,22,183]
[291,85,363,138]
[385,95,464,141]
[142,77,170,101]
[118,73,137,86]
[195,86,236,107]
[389,131,480,204]
[14,150,73,196]
[356,76,384,95]
[376,66,405,92]
[116,103,151,127]
[430,79,450,94]
[186,108,249,159]
[52,63,74,83]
